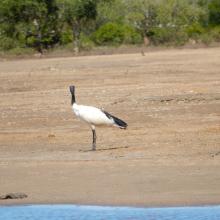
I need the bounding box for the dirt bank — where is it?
[0,47,220,206]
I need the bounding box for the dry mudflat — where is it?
[0,47,220,206]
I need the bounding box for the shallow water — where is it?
[1,205,220,220]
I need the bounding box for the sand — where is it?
[0,47,220,206]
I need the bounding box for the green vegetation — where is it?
[0,0,219,54]
[93,22,142,45]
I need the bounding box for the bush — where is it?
[186,23,205,40]
[7,47,35,56]
[200,33,214,45]
[209,0,220,26]
[93,23,124,45]
[123,25,142,44]
[80,34,95,50]
[150,27,188,45]
[198,26,220,45]
[0,37,18,50]
[93,22,142,45]
[210,26,220,41]
[60,30,73,45]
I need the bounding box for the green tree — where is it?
[0,0,60,52]
[124,0,208,45]
[96,0,127,26]
[126,0,158,40]
[0,0,218,52]
[209,0,220,26]
[93,22,141,45]
[57,0,98,54]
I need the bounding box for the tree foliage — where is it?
[57,0,98,53]
[93,22,142,45]
[0,0,219,53]
[0,0,60,52]
[209,0,220,26]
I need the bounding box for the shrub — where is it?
[200,33,213,45]
[186,23,205,40]
[60,30,73,45]
[199,26,220,45]
[7,47,35,56]
[80,34,95,50]
[93,22,142,45]
[209,0,220,26]
[0,37,18,50]
[123,25,142,44]
[210,26,220,41]
[93,23,124,45]
[150,27,188,45]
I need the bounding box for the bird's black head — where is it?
[69,85,75,95]
[69,85,76,104]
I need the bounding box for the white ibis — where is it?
[69,85,127,151]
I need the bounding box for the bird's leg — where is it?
[92,128,96,151]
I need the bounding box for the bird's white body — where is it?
[72,103,114,128]
[69,85,127,150]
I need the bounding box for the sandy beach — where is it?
[0,47,220,206]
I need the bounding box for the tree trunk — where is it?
[143,35,150,46]
[37,31,43,54]
[72,22,80,55]
[34,20,43,54]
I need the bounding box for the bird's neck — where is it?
[71,93,76,105]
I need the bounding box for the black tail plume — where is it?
[113,116,127,129]
[103,111,127,129]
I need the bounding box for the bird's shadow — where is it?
[79,146,129,152]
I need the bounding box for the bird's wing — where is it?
[78,105,114,125]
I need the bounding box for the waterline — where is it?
[1,204,220,220]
